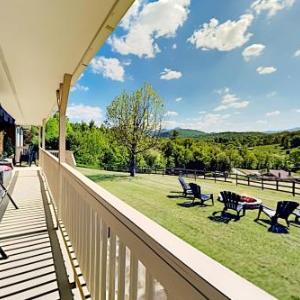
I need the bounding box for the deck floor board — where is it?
[0,168,74,300]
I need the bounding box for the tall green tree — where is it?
[106,83,164,176]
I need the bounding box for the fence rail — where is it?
[40,149,273,300]
[103,166,300,196]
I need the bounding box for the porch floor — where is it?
[0,168,74,300]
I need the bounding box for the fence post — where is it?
[261,178,264,190]
[204,172,206,179]
[236,174,238,185]
[292,181,295,196]
[214,173,216,183]
[248,176,250,186]
[194,170,196,181]
[276,180,279,191]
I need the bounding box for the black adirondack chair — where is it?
[256,201,299,228]
[293,209,300,223]
[178,176,192,197]
[189,183,214,205]
[220,191,244,218]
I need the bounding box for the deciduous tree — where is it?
[106,83,164,176]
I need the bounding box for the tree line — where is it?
[43,115,300,173]
[40,83,300,175]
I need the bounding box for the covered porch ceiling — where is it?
[0,0,134,125]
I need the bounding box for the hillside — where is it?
[160,128,205,138]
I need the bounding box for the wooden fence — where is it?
[104,166,300,196]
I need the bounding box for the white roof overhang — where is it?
[0,0,134,125]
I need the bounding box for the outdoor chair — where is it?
[293,208,300,223]
[178,176,193,197]
[256,201,299,228]
[189,183,214,205]
[0,183,18,259]
[0,186,9,259]
[220,191,244,218]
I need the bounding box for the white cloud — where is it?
[215,87,230,95]
[162,113,231,131]
[164,111,178,117]
[266,110,280,117]
[266,91,277,97]
[172,43,177,49]
[256,66,277,74]
[160,68,182,80]
[67,104,102,125]
[71,83,89,92]
[201,113,226,125]
[90,56,125,81]
[109,0,190,58]
[214,88,249,111]
[123,60,132,66]
[78,73,84,81]
[175,97,182,102]
[120,0,144,30]
[256,120,268,124]
[71,73,88,92]
[161,120,180,129]
[199,111,206,114]
[187,14,253,51]
[294,49,300,57]
[193,113,231,130]
[242,44,265,61]
[296,109,300,113]
[251,0,295,18]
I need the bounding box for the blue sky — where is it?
[68,0,300,132]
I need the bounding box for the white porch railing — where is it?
[40,148,274,300]
[47,150,76,167]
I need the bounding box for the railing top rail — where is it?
[42,148,59,161]
[40,148,273,299]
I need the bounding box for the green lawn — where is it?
[251,144,286,155]
[79,167,300,300]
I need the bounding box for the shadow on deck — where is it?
[0,168,74,299]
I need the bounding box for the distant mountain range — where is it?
[264,127,300,133]
[160,127,300,138]
[160,128,205,138]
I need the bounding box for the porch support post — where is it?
[38,126,42,148]
[58,74,72,163]
[42,118,46,149]
[38,126,42,164]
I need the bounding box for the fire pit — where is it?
[240,195,262,210]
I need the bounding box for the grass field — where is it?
[79,167,300,299]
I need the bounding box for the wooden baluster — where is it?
[145,270,155,300]
[129,252,138,300]
[89,210,96,297]
[82,203,88,279]
[117,240,126,300]
[100,222,108,300]
[94,213,102,300]
[109,232,116,300]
